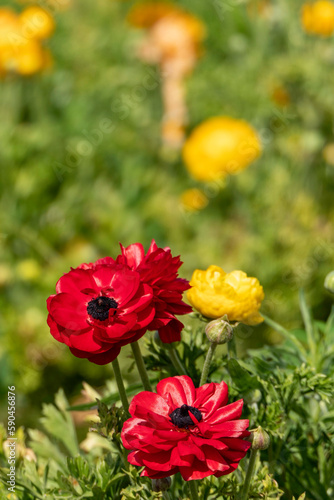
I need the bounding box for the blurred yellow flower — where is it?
[0,6,54,77]
[8,40,47,76]
[16,259,41,281]
[302,1,334,36]
[187,265,264,325]
[180,188,209,212]
[20,6,55,40]
[183,117,261,182]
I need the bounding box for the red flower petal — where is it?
[55,268,97,295]
[204,420,250,439]
[129,392,170,419]
[68,330,105,352]
[157,318,183,343]
[120,243,145,269]
[87,346,121,364]
[157,376,196,408]
[206,400,244,425]
[179,460,213,481]
[202,446,230,472]
[219,437,252,451]
[195,381,229,416]
[121,284,153,314]
[48,293,88,330]
[93,313,138,342]
[92,267,140,304]
[140,450,173,471]
[140,466,178,479]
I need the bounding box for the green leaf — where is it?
[299,289,317,365]
[41,389,79,456]
[227,358,261,392]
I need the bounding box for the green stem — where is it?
[170,347,187,375]
[162,491,171,500]
[227,334,237,359]
[199,342,217,386]
[189,480,199,500]
[131,341,152,391]
[240,449,258,500]
[111,358,129,415]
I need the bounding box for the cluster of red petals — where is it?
[115,241,192,343]
[121,376,251,481]
[46,241,191,365]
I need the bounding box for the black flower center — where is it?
[169,404,202,429]
[87,296,118,321]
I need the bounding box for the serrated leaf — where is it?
[41,389,79,456]
[28,429,66,468]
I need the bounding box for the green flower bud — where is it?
[324,271,334,294]
[250,426,270,450]
[243,389,262,404]
[205,315,234,344]
[152,477,171,492]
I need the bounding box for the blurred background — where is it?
[1,0,334,428]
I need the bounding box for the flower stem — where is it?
[131,341,152,391]
[162,491,171,500]
[199,342,217,386]
[239,448,258,500]
[189,480,199,500]
[111,358,129,415]
[170,347,187,375]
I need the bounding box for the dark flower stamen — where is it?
[87,296,118,321]
[169,404,202,428]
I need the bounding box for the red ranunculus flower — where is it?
[47,241,191,364]
[47,263,155,365]
[80,240,192,343]
[121,375,251,480]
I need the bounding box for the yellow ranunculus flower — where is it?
[20,6,55,40]
[301,1,334,37]
[183,117,261,182]
[187,265,264,325]
[180,188,209,212]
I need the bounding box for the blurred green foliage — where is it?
[1,0,334,428]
